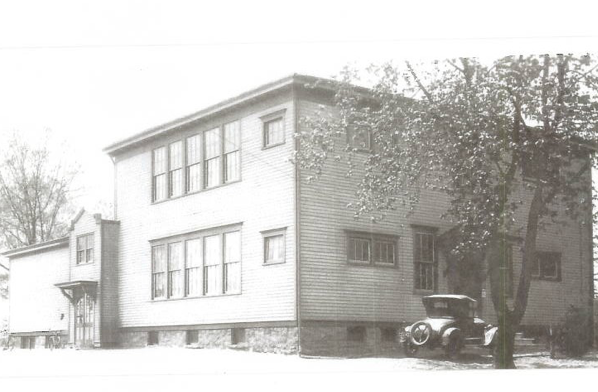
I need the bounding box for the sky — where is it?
[1,0,598,325]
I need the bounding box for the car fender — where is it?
[483,326,498,346]
[441,327,461,346]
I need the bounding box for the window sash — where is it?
[224,151,240,183]
[374,240,396,265]
[224,121,240,153]
[205,157,221,188]
[169,168,183,197]
[414,231,436,290]
[347,237,371,263]
[154,173,167,201]
[264,118,284,146]
[265,234,284,263]
[186,163,201,193]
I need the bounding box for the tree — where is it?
[0,132,79,249]
[296,55,597,368]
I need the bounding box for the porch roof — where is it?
[54,280,98,290]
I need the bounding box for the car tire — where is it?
[403,341,418,357]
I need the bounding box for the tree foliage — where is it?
[0,132,79,249]
[296,54,597,368]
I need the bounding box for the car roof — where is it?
[423,294,477,303]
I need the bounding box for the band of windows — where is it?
[346,231,398,266]
[151,228,242,300]
[152,120,241,202]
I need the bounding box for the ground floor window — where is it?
[148,331,159,346]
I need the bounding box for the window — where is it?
[169,141,183,197]
[148,331,159,346]
[186,134,202,193]
[151,227,242,300]
[168,242,183,298]
[413,230,436,291]
[224,231,241,294]
[347,126,372,150]
[153,146,167,201]
[263,117,285,148]
[381,327,397,343]
[231,328,246,345]
[346,231,397,266]
[76,234,94,265]
[151,120,241,202]
[224,121,241,182]
[347,326,366,342]
[186,330,199,345]
[185,239,202,296]
[532,251,562,281]
[262,228,286,265]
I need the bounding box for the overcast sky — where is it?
[0,0,597,213]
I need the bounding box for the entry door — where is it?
[75,293,94,347]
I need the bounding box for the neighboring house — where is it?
[2,75,594,355]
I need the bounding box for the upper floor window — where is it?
[346,231,397,267]
[151,226,242,300]
[413,228,436,291]
[263,117,285,148]
[76,233,94,265]
[532,251,561,281]
[347,126,372,151]
[151,120,241,202]
[262,228,286,265]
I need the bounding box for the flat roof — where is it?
[1,237,69,259]
[103,74,342,156]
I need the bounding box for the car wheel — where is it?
[444,335,463,359]
[410,322,432,346]
[403,341,418,357]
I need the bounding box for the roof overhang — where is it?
[1,237,69,259]
[102,74,349,157]
[55,280,98,290]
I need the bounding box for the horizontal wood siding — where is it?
[297,98,593,326]
[9,246,70,333]
[113,92,297,328]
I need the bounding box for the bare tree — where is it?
[0,132,79,249]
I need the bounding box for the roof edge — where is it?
[1,236,69,259]
[103,74,337,156]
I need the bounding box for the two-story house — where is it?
[3,74,594,355]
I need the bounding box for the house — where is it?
[3,74,594,355]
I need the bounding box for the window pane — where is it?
[224,121,240,153]
[152,245,166,272]
[225,151,240,182]
[77,236,86,251]
[265,118,284,146]
[204,235,221,266]
[224,231,241,263]
[168,270,183,298]
[205,128,220,159]
[153,272,165,299]
[205,158,221,188]
[348,237,370,262]
[265,235,284,263]
[224,262,240,293]
[154,174,167,201]
[204,265,219,295]
[185,239,202,296]
[169,141,183,169]
[187,163,201,192]
[153,147,167,175]
[186,239,202,267]
[169,169,183,197]
[542,254,558,278]
[187,135,201,165]
[186,267,201,296]
[375,241,395,264]
[86,248,94,263]
[168,242,183,270]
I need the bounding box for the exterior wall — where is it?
[112,90,297,330]
[9,246,69,335]
[296,94,594,348]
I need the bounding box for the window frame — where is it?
[345,230,398,267]
[149,224,243,301]
[151,119,241,203]
[261,109,286,149]
[76,233,94,265]
[532,251,562,282]
[261,228,287,265]
[346,125,373,152]
[412,226,438,293]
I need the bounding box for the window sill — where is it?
[151,179,242,205]
[150,292,242,302]
[347,260,397,268]
[75,261,94,267]
[262,142,285,150]
[263,260,286,266]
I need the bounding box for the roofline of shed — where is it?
[1,236,69,259]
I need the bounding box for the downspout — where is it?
[292,76,302,355]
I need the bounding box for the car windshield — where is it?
[424,299,475,318]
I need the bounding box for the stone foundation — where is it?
[118,326,298,353]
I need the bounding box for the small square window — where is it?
[381,327,397,343]
[148,331,159,346]
[262,228,286,265]
[347,126,372,150]
[231,328,246,345]
[186,330,199,345]
[347,326,366,342]
[533,252,561,281]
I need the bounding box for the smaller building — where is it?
[2,210,119,348]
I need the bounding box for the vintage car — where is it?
[400,294,498,358]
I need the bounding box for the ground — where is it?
[0,347,596,391]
